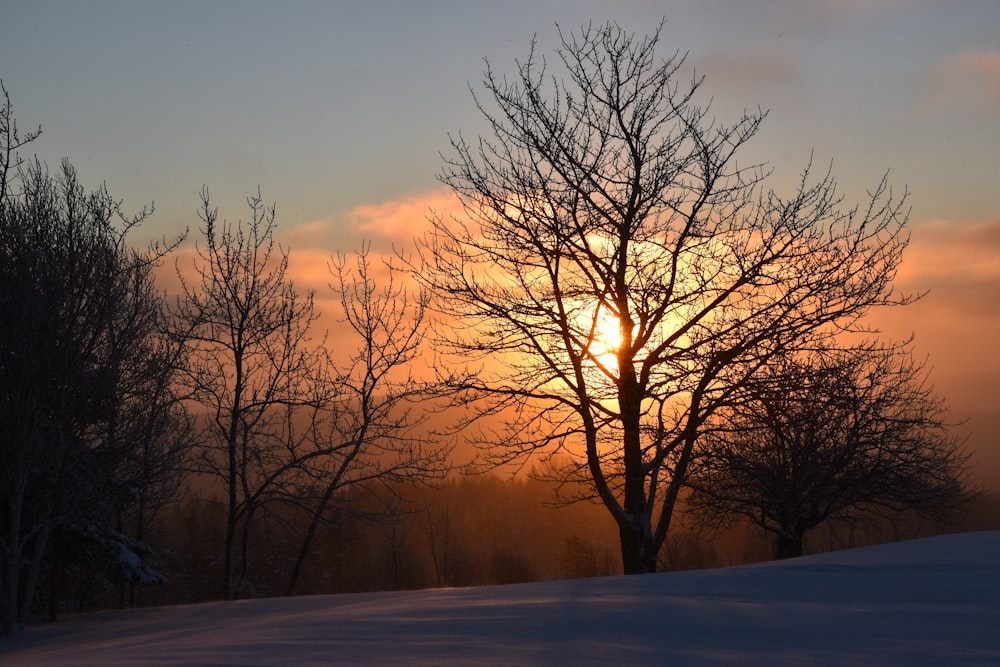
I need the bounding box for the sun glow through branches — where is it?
[580,303,623,375]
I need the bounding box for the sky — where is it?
[4,531,999,664]
[1,0,998,481]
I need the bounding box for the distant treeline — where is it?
[42,474,1000,615]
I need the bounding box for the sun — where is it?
[581,303,622,373]
[595,306,622,352]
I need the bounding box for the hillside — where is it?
[3,531,999,666]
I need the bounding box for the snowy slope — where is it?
[3,531,998,666]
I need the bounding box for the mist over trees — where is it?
[0,16,987,634]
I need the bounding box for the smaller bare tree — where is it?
[686,343,972,559]
[284,245,450,595]
[174,188,328,600]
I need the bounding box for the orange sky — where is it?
[272,191,1000,485]
[868,218,1000,483]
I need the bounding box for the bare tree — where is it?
[284,245,450,596]
[1,89,186,629]
[686,343,971,559]
[415,21,912,573]
[109,314,195,608]
[175,192,447,599]
[0,87,47,633]
[174,188,328,600]
[0,81,40,202]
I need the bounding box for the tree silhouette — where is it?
[283,245,450,596]
[687,344,971,559]
[174,188,328,600]
[1,84,187,630]
[416,21,913,573]
[175,191,449,599]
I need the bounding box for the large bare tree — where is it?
[416,21,912,573]
[686,343,971,559]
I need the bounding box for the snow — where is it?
[3,531,998,666]
[116,541,142,570]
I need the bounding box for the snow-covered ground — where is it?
[3,531,998,666]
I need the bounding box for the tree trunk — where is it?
[618,384,657,574]
[773,531,804,559]
[618,342,656,574]
[619,520,658,574]
[19,524,51,628]
[223,500,238,600]
[286,480,339,597]
[234,507,253,600]
[2,491,25,635]
[2,552,18,634]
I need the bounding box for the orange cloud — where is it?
[868,217,1000,409]
[893,218,1000,316]
[923,49,1000,115]
[347,188,462,245]
[280,219,339,251]
[864,218,1000,484]
[285,248,337,296]
[275,189,465,266]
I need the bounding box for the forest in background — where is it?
[46,473,1000,615]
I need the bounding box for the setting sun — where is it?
[579,303,623,374]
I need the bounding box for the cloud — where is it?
[894,218,1000,311]
[862,219,1000,483]
[284,191,466,343]
[273,189,465,269]
[284,248,335,295]
[280,219,339,251]
[922,49,1000,115]
[347,188,462,247]
[867,218,1000,413]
